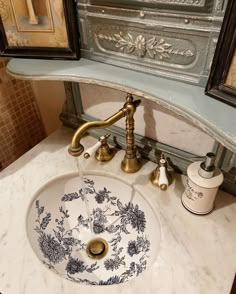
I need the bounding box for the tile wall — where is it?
[0,58,45,171]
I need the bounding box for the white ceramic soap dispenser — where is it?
[182,152,224,215]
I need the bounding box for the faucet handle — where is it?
[150,153,172,191]
[84,134,114,162]
[96,134,115,162]
[84,140,102,159]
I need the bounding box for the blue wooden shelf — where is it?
[7,58,236,152]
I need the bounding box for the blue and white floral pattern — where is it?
[30,176,158,286]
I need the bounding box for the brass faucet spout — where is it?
[68,93,142,173]
[68,109,126,157]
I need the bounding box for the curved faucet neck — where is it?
[69,108,126,156]
[68,93,141,173]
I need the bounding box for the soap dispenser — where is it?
[182,152,224,215]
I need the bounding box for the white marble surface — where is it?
[0,127,236,294]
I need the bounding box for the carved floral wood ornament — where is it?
[97,32,195,60]
[0,0,80,59]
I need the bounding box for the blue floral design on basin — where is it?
[27,174,161,286]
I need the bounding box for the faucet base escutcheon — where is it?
[121,156,141,173]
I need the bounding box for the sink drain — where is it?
[86,238,109,260]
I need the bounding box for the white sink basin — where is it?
[27,173,161,286]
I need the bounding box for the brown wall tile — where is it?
[0,58,46,171]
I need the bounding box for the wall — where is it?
[0,58,45,171]
[32,80,215,156]
[80,83,215,156]
[30,80,215,156]
[31,80,66,135]
[28,80,214,156]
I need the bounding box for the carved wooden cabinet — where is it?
[77,0,227,85]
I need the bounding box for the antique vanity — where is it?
[1,0,236,293]
[78,0,226,86]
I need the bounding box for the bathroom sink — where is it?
[27,173,161,286]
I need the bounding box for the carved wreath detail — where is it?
[97,32,194,60]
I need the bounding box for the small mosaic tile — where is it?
[0,58,45,171]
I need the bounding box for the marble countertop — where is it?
[0,127,236,294]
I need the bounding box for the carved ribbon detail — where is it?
[97,32,194,60]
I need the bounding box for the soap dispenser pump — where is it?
[182,152,224,215]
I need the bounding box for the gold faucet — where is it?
[68,93,141,173]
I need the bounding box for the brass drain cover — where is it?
[86,238,109,260]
